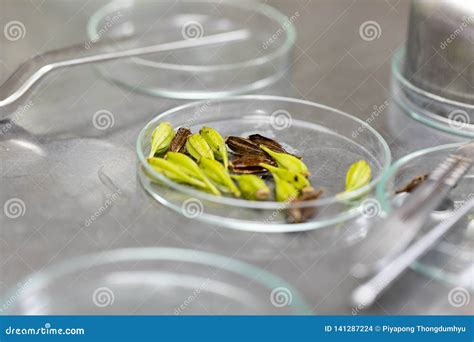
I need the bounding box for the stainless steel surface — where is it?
[0,29,250,116]
[352,140,474,279]
[1,0,471,315]
[352,195,474,308]
[404,0,474,104]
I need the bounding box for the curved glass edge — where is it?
[2,247,312,315]
[87,0,297,71]
[375,142,472,289]
[411,262,474,292]
[98,67,288,100]
[391,48,474,139]
[136,95,392,212]
[139,169,362,233]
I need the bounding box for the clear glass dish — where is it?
[137,95,391,232]
[390,48,474,141]
[87,0,295,99]
[377,143,474,291]
[3,247,311,315]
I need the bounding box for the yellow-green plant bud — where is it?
[260,163,310,191]
[147,157,206,189]
[200,127,229,168]
[166,152,220,195]
[186,134,214,161]
[149,122,174,158]
[199,158,240,197]
[231,175,270,200]
[345,160,371,192]
[260,145,310,177]
[272,173,299,202]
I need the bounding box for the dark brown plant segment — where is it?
[225,136,265,156]
[395,174,429,194]
[229,155,276,174]
[286,188,323,223]
[248,134,301,158]
[169,127,191,153]
[248,134,286,153]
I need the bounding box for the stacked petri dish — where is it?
[390,49,473,152]
[388,1,473,154]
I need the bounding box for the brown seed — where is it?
[395,174,429,194]
[225,136,265,156]
[248,134,286,153]
[287,189,324,224]
[229,155,276,174]
[248,134,301,159]
[169,127,191,153]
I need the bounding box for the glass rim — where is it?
[87,0,297,72]
[3,247,312,314]
[391,48,474,138]
[375,142,474,290]
[136,95,392,211]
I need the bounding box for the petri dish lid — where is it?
[4,248,311,315]
[136,96,391,232]
[87,0,296,99]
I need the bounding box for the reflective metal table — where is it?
[0,0,470,314]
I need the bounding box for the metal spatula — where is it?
[352,141,474,279]
[0,29,250,117]
[352,195,474,308]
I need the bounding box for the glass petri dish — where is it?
[136,95,391,232]
[3,247,311,315]
[391,48,474,140]
[377,143,474,291]
[87,0,295,99]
